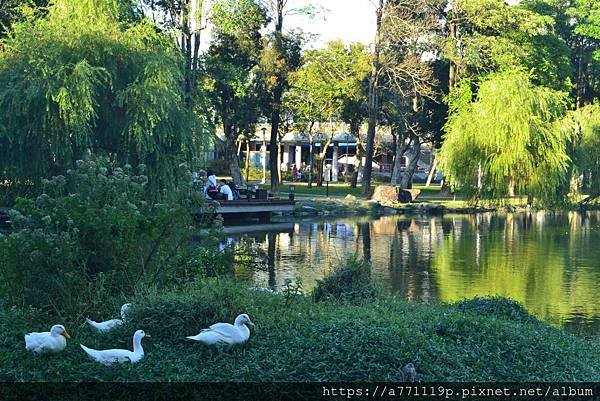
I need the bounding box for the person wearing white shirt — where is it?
[207,173,217,187]
[219,180,233,201]
[204,169,218,198]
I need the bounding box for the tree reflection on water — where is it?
[227,211,600,334]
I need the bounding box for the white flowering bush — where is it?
[0,156,224,315]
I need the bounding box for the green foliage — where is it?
[287,41,371,127]
[561,103,600,198]
[0,0,202,201]
[567,0,600,60]
[281,276,303,308]
[449,0,573,91]
[203,0,266,181]
[0,0,48,39]
[312,257,379,303]
[210,0,265,42]
[453,297,537,324]
[0,156,223,316]
[439,70,571,203]
[1,281,599,381]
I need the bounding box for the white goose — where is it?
[80,329,148,365]
[186,314,254,345]
[86,303,131,333]
[25,324,71,354]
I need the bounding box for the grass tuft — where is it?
[312,257,379,303]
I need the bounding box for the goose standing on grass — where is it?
[186,314,254,345]
[80,329,148,365]
[86,303,131,333]
[25,324,71,354]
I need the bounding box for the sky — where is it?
[285,0,378,48]
[196,0,378,50]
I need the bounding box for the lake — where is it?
[224,211,600,335]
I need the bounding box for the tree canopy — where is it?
[439,69,571,202]
[0,0,201,200]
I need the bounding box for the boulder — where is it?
[371,186,399,203]
[371,186,421,203]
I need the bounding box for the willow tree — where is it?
[561,103,600,203]
[438,69,571,204]
[0,0,201,201]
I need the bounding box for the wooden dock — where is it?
[194,199,296,222]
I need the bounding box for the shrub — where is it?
[452,297,538,324]
[312,257,379,303]
[0,156,226,316]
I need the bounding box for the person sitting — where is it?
[219,179,234,201]
[204,169,219,199]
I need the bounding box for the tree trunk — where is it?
[576,38,585,109]
[425,153,437,187]
[268,1,285,194]
[223,122,244,186]
[269,102,281,193]
[307,135,314,188]
[180,0,193,107]
[400,139,421,189]
[316,138,333,187]
[278,138,283,184]
[191,1,204,89]
[245,138,250,184]
[391,128,409,186]
[361,0,384,196]
[507,180,515,197]
[448,19,457,92]
[350,123,361,188]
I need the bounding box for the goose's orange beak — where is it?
[62,330,71,339]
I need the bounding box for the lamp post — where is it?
[261,126,267,185]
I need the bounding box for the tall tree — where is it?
[139,0,206,106]
[256,0,315,193]
[203,0,266,186]
[361,0,384,196]
[0,0,200,201]
[522,0,600,108]
[379,0,443,188]
[287,41,370,187]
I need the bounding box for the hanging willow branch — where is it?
[0,0,204,201]
[438,69,571,204]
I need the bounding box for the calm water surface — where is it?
[225,212,600,334]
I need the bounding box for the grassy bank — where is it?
[2,279,599,382]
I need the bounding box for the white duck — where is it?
[186,314,254,345]
[80,329,148,365]
[25,324,71,354]
[86,303,131,333]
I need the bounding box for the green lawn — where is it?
[250,181,452,199]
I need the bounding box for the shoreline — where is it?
[290,198,600,218]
